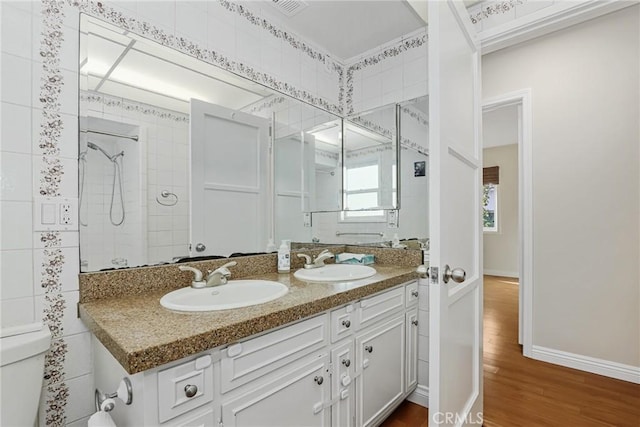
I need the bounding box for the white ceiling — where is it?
[260,0,426,60]
[483,104,519,149]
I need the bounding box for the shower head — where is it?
[87,141,124,162]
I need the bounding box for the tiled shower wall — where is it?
[82,93,191,268]
[0,0,433,424]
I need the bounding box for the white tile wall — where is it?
[1,249,34,300]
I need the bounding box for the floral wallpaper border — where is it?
[81,91,190,123]
[469,0,527,24]
[38,0,70,423]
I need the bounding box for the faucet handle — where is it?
[179,266,206,288]
[297,253,312,264]
[219,261,237,270]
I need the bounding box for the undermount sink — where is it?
[293,264,377,282]
[160,280,288,312]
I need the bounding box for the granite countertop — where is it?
[79,264,418,374]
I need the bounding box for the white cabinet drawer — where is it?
[405,281,419,308]
[357,287,405,330]
[220,314,328,393]
[330,304,357,343]
[157,354,214,423]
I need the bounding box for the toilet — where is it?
[0,323,52,426]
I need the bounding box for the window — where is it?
[342,164,384,220]
[340,162,396,222]
[483,166,499,232]
[483,184,498,232]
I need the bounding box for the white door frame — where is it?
[482,89,533,357]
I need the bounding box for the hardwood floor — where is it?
[382,275,640,426]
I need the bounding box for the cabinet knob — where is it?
[342,358,351,367]
[314,375,324,385]
[365,345,373,353]
[184,384,198,398]
[411,290,419,298]
[341,319,351,328]
[412,319,419,326]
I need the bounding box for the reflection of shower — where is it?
[87,141,126,226]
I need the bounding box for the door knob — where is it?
[443,264,466,284]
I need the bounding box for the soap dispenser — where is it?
[277,240,290,273]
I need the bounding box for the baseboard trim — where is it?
[531,345,640,384]
[483,269,518,279]
[407,384,429,408]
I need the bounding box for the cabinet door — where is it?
[331,341,355,427]
[221,353,331,427]
[405,309,419,393]
[356,314,405,427]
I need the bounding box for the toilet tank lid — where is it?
[0,323,51,367]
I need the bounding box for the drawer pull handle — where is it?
[411,290,419,297]
[412,319,419,326]
[365,346,373,353]
[184,384,198,398]
[341,319,351,328]
[314,376,324,385]
[342,358,351,367]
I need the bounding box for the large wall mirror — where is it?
[78,14,424,272]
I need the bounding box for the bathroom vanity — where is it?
[80,248,423,427]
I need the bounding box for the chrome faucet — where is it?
[179,261,237,288]
[206,261,237,286]
[297,249,335,269]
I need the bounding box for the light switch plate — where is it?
[34,197,78,231]
[387,209,398,228]
[303,212,312,227]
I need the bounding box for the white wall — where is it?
[483,144,519,277]
[483,6,640,368]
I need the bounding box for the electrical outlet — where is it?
[60,203,73,225]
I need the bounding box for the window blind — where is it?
[483,166,499,185]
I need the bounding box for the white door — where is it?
[190,99,270,257]
[427,1,483,426]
